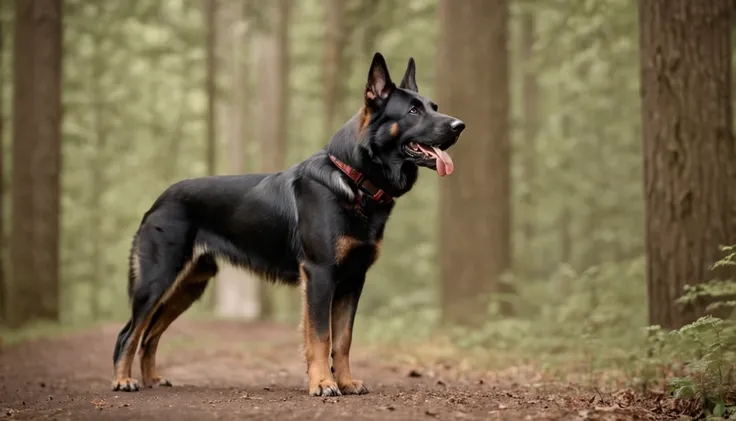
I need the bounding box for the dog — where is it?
[111,52,465,396]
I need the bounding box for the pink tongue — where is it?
[431,146,454,177]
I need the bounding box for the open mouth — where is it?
[404,141,455,176]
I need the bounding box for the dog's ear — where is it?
[399,57,418,92]
[365,52,394,103]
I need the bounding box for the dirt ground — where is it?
[1,319,683,420]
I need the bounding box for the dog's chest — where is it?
[341,203,390,242]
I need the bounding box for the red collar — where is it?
[329,155,393,204]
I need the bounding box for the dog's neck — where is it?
[325,109,418,199]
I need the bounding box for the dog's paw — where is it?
[309,380,342,397]
[339,379,369,395]
[143,376,172,388]
[111,377,140,392]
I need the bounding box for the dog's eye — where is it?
[408,106,419,115]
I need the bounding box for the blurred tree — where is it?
[323,0,346,134]
[0,12,4,324]
[9,0,63,327]
[205,0,217,177]
[639,0,736,329]
[519,9,537,274]
[88,6,106,320]
[256,0,291,319]
[215,0,262,320]
[437,0,511,326]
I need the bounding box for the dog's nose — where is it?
[449,119,465,133]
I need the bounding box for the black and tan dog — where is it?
[112,52,465,396]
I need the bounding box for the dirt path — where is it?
[0,320,678,420]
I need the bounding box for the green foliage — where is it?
[676,245,736,317]
[638,316,736,419]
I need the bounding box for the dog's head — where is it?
[360,53,464,177]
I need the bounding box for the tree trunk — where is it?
[214,0,262,320]
[520,11,537,274]
[256,0,291,320]
[205,0,217,177]
[258,0,290,175]
[639,0,736,329]
[10,0,63,327]
[323,0,345,135]
[437,0,510,326]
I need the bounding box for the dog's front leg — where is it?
[331,272,369,394]
[300,262,340,396]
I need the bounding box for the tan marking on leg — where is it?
[112,252,205,391]
[390,122,399,137]
[139,304,179,388]
[139,262,214,388]
[300,263,339,396]
[112,317,149,391]
[335,236,361,264]
[331,297,367,394]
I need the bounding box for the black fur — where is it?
[111,52,465,395]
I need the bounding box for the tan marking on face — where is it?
[359,107,371,133]
[390,122,399,137]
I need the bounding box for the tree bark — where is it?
[437,0,510,326]
[323,0,345,135]
[10,0,63,327]
[256,0,291,319]
[639,0,736,329]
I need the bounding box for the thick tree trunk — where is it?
[10,0,63,327]
[323,0,345,135]
[639,0,736,329]
[437,0,510,326]
[256,0,291,319]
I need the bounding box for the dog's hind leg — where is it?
[139,254,216,388]
[112,216,202,392]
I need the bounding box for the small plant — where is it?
[662,247,736,419]
[667,316,735,419]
